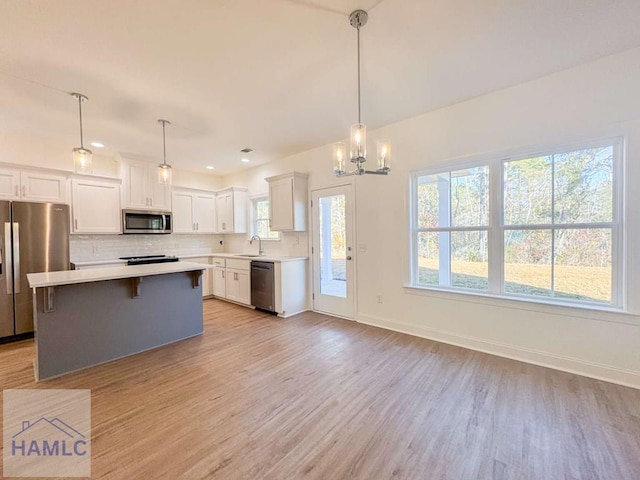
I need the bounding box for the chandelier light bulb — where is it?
[333,143,346,174]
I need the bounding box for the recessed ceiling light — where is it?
[206,165,215,170]
[90,141,104,148]
[241,158,250,163]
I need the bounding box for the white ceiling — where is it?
[1,0,640,175]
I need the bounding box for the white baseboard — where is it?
[357,313,640,390]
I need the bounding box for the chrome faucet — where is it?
[250,235,264,255]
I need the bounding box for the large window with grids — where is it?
[410,139,623,307]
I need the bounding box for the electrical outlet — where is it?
[376,294,383,304]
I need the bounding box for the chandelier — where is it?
[333,10,390,177]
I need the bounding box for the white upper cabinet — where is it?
[171,190,216,234]
[266,172,308,231]
[171,191,195,233]
[194,194,216,233]
[71,178,121,234]
[122,157,171,211]
[0,168,21,200]
[215,187,247,233]
[21,172,68,203]
[0,167,68,203]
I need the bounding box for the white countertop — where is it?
[180,253,308,262]
[28,262,213,288]
[71,253,308,268]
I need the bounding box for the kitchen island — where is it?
[27,262,211,381]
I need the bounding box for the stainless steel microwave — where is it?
[122,210,172,234]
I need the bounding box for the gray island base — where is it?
[27,262,211,381]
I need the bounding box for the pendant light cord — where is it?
[357,25,361,124]
[162,121,167,166]
[77,96,85,149]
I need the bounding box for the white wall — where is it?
[0,132,120,176]
[222,47,640,388]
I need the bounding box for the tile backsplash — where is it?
[223,231,309,258]
[70,234,224,261]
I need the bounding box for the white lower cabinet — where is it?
[212,267,226,297]
[226,268,250,305]
[211,257,251,306]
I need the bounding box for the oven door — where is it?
[122,210,172,234]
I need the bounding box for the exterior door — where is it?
[312,185,355,319]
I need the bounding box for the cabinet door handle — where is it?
[149,197,153,206]
[14,185,18,197]
[74,219,78,230]
[222,271,225,279]
[21,185,26,197]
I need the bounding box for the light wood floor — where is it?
[1,299,640,479]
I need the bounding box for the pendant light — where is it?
[70,93,92,174]
[157,119,172,185]
[333,10,390,177]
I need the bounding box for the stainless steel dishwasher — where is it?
[250,261,275,312]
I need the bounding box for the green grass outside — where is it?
[418,259,611,303]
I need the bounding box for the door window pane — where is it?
[504,229,552,296]
[451,231,488,290]
[319,195,346,298]
[504,156,552,225]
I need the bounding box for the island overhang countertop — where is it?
[27,261,213,288]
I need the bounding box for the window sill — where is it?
[403,284,640,326]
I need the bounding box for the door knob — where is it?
[347,256,352,260]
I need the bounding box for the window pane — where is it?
[253,199,279,239]
[554,228,612,303]
[417,232,446,286]
[554,147,613,224]
[504,156,552,225]
[451,231,488,290]
[256,219,270,238]
[417,173,449,228]
[451,167,489,227]
[504,229,552,296]
[255,200,270,220]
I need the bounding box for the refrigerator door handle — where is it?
[12,223,20,294]
[5,222,12,294]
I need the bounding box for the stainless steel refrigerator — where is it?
[0,202,70,340]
